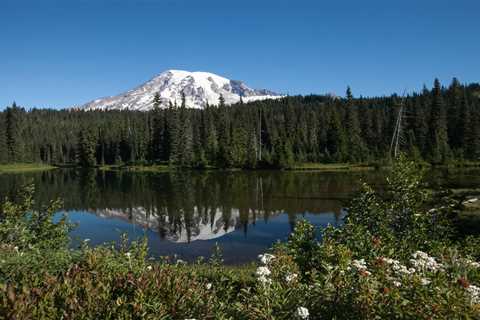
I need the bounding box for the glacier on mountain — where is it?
[81,70,283,111]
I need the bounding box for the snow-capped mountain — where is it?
[81,70,283,111]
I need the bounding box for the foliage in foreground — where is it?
[2,156,480,319]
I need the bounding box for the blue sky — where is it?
[1,0,479,109]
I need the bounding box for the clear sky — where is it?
[1,0,479,109]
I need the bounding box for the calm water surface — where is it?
[1,168,479,264]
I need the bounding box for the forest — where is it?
[1,78,479,168]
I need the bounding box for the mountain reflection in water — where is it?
[0,169,383,263]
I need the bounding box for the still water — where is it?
[1,168,479,264]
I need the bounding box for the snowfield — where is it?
[80,70,283,111]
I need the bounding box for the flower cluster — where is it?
[464,258,480,269]
[466,285,480,304]
[256,253,275,285]
[296,306,309,319]
[350,259,371,276]
[382,257,416,276]
[258,253,275,265]
[285,272,298,283]
[410,251,444,272]
[351,259,367,270]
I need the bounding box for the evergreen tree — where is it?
[230,126,248,167]
[5,104,22,163]
[326,107,347,162]
[412,95,429,155]
[151,107,165,162]
[0,112,7,164]
[429,79,450,163]
[344,88,367,162]
[245,130,258,168]
[77,129,96,167]
[170,93,194,166]
[462,91,480,160]
[167,102,180,164]
[217,95,232,167]
[203,105,218,164]
[447,77,463,150]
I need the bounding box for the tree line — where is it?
[1,78,479,168]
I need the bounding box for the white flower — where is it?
[258,253,275,265]
[466,285,480,304]
[206,283,212,290]
[391,261,415,275]
[125,252,131,258]
[256,266,271,277]
[465,259,480,268]
[412,251,429,260]
[146,265,153,271]
[285,273,298,283]
[381,257,399,265]
[420,278,431,286]
[13,246,19,252]
[410,251,444,272]
[393,281,401,287]
[352,259,367,271]
[176,259,186,265]
[296,306,309,319]
[258,276,272,285]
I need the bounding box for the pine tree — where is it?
[167,101,179,164]
[274,139,295,168]
[461,91,480,160]
[152,92,161,108]
[412,95,429,155]
[77,129,96,167]
[326,107,347,162]
[344,87,367,162]
[429,79,450,163]
[447,78,463,150]
[230,126,248,167]
[245,130,258,168]
[170,92,194,166]
[151,107,165,162]
[203,105,218,164]
[0,112,7,164]
[5,104,22,163]
[217,95,232,167]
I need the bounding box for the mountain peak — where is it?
[81,70,283,111]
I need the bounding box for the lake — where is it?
[1,168,479,264]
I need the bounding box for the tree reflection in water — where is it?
[0,169,396,261]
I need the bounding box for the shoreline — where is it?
[2,160,480,174]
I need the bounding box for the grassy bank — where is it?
[98,164,171,172]
[0,163,56,174]
[100,162,379,173]
[290,163,378,171]
[2,160,480,174]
